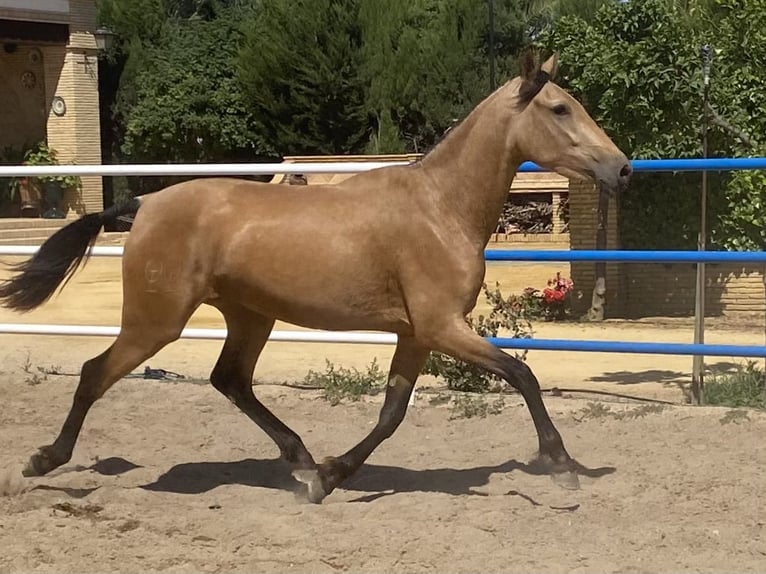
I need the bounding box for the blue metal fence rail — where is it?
[490,338,765,358]
[484,250,766,263]
[518,157,766,173]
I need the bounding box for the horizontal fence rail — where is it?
[2,157,766,178]
[2,246,765,263]
[485,249,766,263]
[0,323,763,358]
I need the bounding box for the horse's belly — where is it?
[212,261,411,333]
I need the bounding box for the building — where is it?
[0,0,106,217]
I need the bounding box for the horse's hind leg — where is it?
[23,321,187,477]
[293,334,429,503]
[210,304,315,469]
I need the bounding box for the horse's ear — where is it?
[518,47,547,104]
[520,46,539,81]
[541,52,559,80]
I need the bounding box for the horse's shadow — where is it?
[133,456,615,503]
[29,454,615,503]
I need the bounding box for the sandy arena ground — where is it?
[1,255,765,572]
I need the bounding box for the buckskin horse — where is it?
[0,50,631,503]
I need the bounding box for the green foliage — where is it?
[449,393,505,420]
[21,142,81,190]
[359,0,491,153]
[706,361,766,409]
[117,7,264,164]
[102,0,550,165]
[237,0,369,156]
[712,167,766,250]
[304,358,387,406]
[423,283,533,393]
[541,0,766,250]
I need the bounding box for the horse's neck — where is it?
[419,94,520,246]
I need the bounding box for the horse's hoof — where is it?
[551,469,581,490]
[530,452,581,490]
[22,452,48,477]
[292,469,328,504]
[22,447,60,477]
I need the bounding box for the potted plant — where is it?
[0,144,35,217]
[22,142,81,219]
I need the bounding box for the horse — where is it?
[0,50,631,504]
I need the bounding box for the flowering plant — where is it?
[510,272,574,322]
[540,272,574,320]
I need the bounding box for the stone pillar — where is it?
[43,0,103,216]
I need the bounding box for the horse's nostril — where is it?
[620,163,633,178]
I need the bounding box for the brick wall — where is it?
[624,263,765,318]
[567,179,766,319]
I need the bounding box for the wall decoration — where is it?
[51,96,67,117]
[20,70,36,90]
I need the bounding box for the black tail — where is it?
[0,198,142,312]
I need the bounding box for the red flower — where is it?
[543,288,565,303]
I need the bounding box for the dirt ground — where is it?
[1,255,766,572]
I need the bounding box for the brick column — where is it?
[43,0,103,216]
[568,179,623,318]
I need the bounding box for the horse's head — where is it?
[508,49,632,196]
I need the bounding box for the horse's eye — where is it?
[552,104,569,116]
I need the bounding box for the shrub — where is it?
[705,361,766,409]
[422,282,533,393]
[304,358,387,406]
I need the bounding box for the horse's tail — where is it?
[0,197,142,313]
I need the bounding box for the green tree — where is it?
[237,0,369,156]
[542,0,766,251]
[97,1,262,199]
[360,0,491,153]
[118,10,264,164]
[703,0,766,251]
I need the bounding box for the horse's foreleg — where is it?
[293,335,429,503]
[211,306,316,469]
